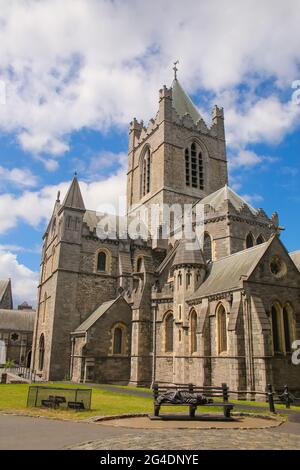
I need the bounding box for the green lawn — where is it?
[0,382,298,420]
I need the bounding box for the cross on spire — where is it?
[173,60,179,80]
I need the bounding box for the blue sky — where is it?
[0,0,300,305]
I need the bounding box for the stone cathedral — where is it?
[32,75,300,393]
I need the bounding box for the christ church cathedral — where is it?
[31,72,300,394]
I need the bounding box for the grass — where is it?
[0,382,298,420]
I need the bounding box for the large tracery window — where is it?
[141,147,151,197]
[185,142,204,190]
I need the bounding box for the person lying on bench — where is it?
[156,390,213,405]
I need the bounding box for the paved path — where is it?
[1,413,300,450]
[0,415,137,450]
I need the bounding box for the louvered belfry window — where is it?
[142,147,151,196]
[185,142,204,190]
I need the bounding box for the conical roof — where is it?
[61,176,85,211]
[172,238,206,268]
[172,79,202,123]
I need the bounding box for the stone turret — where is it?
[172,239,206,324]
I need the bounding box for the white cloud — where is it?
[0,164,127,234]
[229,149,277,169]
[0,248,38,306]
[0,0,300,157]
[0,166,38,188]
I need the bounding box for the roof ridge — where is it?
[211,240,269,264]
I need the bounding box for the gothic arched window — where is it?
[97,251,107,272]
[256,235,264,245]
[283,304,294,353]
[246,233,254,249]
[271,304,281,353]
[217,305,227,354]
[165,313,174,352]
[141,147,151,197]
[113,328,122,354]
[177,272,182,288]
[185,142,204,190]
[190,310,197,353]
[203,232,212,262]
[136,256,143,272]
[111,323,127,355]
[38,334,45,370]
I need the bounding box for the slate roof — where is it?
[198,185,257,215]
[290,250,300,271]
[172,239,206,268]
[172,79,202,123]
[61,176,85,210]
[188,240,270,301]
[0,309,35,331]
[74,298,118,333]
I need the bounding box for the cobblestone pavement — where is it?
[71,427,300,450]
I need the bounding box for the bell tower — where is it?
[126,71,228,233]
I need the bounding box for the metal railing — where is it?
[2,366,40,383]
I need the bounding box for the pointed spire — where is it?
[61,175,85,211]
[171,79,202,124]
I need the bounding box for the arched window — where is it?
[190,310,197,353]
[203,232,212,262]
[111,323,127,355]
[186,271,191,287]
[271,305,282,353]
[136,256,143,272]
[256,235,264,245]
[141,147,151,197]
[38,334,45,370]
[185,142,204,190]
[113,328,122,354]
[97,251,107,272]
[165,313,174,352]
[177,272,182,288]
[217,305,227,354]
[283,304,294,353]
[246,233,254,248]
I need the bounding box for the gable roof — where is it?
[0,309,35,331]
[172,79,202,123]
[290,250,300,272]
[74,297,123,333]
[61,176,85,211]
[188,240,270,301]
[198,185,257,215]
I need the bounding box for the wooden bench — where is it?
[41,395,66,409]
[67,401,85,410]
[152,383,234,418]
